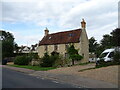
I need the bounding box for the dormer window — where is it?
[49,37,51,39]
[69,33,74,37]
[69,33,72,37]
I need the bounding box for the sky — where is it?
[0,0,119,46]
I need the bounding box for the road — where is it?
[2,68,78,88]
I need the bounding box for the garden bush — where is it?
[113,51,120,63]
[40,53,51,67]
[40,53,59,67]
[53,55,64,67]
[28,53,39,59]
[14,55,32,65]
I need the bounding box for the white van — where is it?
[97,48,115,62]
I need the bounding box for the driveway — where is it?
[47,63,119,85]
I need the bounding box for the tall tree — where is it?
[111,28,120,47]
[100,34,113,49]
[0,31,15,59]
[89,37,99,53]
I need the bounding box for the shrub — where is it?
[53,55,64,67]
[40,53,59,67]
[40,53,52,67]
[14,55,32,65]
[113,51,120,63]
[70,54,83,61]
[28,53,39,59]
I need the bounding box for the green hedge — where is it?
[14,55,32,65]
[40,53,59,67]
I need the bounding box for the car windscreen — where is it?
[108,52,114,58]
[99,52,109,58]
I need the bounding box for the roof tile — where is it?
[39,29,82,45]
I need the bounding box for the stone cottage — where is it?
[38,19,89,63]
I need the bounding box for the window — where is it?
[54,45,58,51]
[65,53,68,58]
[65,44,68,50]
[82,53,84,57]
[99,52,109,58]
[108,52,114,58]
[45,45,48,51]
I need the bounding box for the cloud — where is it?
[6,29,44,46]
[1,0,119,45]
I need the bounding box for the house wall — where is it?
[79,28,89,63]
[38,46,44,58]
[38,43,81,58]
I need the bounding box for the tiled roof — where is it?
[39,29,82,45]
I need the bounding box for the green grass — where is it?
[79,62,94,65]
[78,67,96,72]
[8,64,56,71]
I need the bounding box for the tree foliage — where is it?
[111,28,120,46]
[89,37,99,53]
[67,45,83,65]
[100,34,113,49]
[89,28,120,57]
[0,31,15,59]
[40,53,59,67]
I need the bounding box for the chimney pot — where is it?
[81,18,86,29]
[44,27,49,36]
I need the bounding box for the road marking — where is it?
[52,81,59,83]
[41,78,45,80]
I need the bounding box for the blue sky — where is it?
[1,0,119,46]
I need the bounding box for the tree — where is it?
[95,28,120,57]
[89,37,99,53]
[14,43,19,53]
[67,45,83,65]
[111,28,120,46]
[100,34,113,49]
[0,31,15,59]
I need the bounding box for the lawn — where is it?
[8,64,56,71]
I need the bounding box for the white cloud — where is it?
[1,0,119,45]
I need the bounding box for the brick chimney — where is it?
[81,18,86,29]
[44,27,49,36]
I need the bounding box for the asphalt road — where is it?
[2,68,78,88]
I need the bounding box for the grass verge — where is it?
[79,62,95,65]
[8,64,56,71]
[78,64,119,72]
[78,67,96,72]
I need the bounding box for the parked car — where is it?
[89,58,96,62]
[97,48,115,62]
[2,59,8,65]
